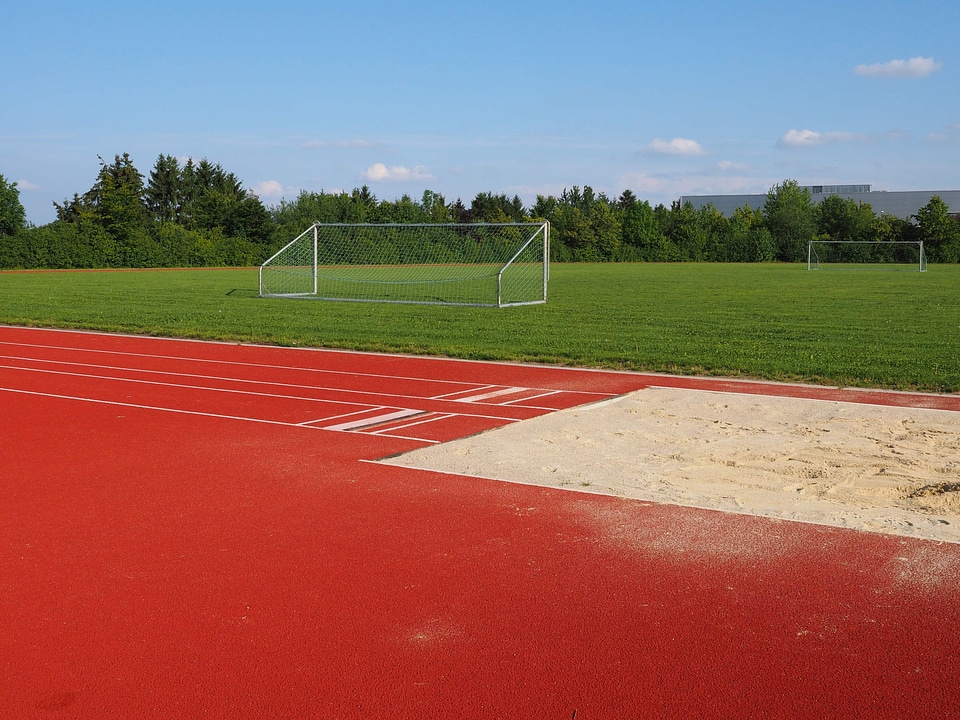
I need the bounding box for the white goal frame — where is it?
[259,222,550,307]
[807,240,927,272]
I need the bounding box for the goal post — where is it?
[259,222,550,307]
[807,240,927,272]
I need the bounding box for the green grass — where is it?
[0,263,957,392]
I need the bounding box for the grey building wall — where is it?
[680,186,960,219]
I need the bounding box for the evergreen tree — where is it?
[146,154,182,224]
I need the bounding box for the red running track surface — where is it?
[1,326,958,719]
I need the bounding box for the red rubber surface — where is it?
[2,326,959,719]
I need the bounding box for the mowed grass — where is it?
[0,263,957,392]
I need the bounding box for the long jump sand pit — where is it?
[385,386,960,543]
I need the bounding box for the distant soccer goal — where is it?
[807,240,927,272]
[259,222,550,307]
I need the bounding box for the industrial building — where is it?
[680,185,960,219]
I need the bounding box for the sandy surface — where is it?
[384,387,960,543]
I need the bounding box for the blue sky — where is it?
[3,0,958,224]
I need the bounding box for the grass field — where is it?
[0,263,956,392]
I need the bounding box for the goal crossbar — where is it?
[259,222,550,307]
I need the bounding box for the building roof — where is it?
[679,186,960,219]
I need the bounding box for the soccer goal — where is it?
[807,240,927,272]
[259,222,550,307]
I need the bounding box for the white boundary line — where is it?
[0,327,639,443]
[0,352,576,413]
[0,338,605,398]
[0,386,307,428]
[0,362,524,423]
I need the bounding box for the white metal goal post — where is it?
[259,222,550,307]
[807,240,927,272]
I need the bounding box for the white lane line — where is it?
[0,353,455,406]
[0,362,526,423]
[0,386,310,429]
[0,361,379,410]
[0,339,485,391]
[0,336,613,399]
[0,385,442,445]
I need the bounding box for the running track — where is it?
[1,326,958,719]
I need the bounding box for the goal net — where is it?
[807,241,927,272]
[259,222,549,307]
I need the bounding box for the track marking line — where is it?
[0,337,617,399]
[367,413,453,434]
[0,353,589,413]
[0,339,502,393]
[0,361,383,410]
[0,386,315,429]
[296,406,390,427]
[454,387,529,403]
[0,363,533,423]
[501,389,564,405]
[321,408,425,432]
[431,385,499,400]
[0,353,471,406]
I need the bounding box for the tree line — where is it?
[1,154,958,269]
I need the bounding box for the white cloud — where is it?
[854,56,942,78]
[927,123,960,143]
[646,138,706,156]
[618,173,669,194]
[779,129,822,147]
[778,129,867,147]
[252,180,286,198]
[14,179,40,191]
[716,160,749,172]
[362,163,433,182]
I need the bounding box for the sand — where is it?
[383,386,960,543]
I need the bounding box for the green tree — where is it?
[346,186,378,222]
[420,190,451,222]
[699,205,730,261]
[0,174,27,236]
[52,154,149,265]
[145,154,182,224]
[94,153,149,241]
[872,212,917,244]
[662,201,709,261]
[617,189,638,210]
[380,193,423,223]
[589,198,622,259]
[621,199,669,260]
[726,205,775,262]
[915,195,960,263]
[817,195,875,243]
[763,180,817,261]
[465,192,526,223]
[530,194,557,221]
